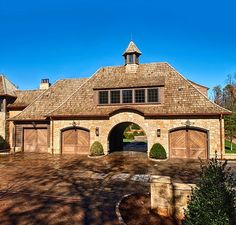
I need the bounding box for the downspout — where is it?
[219,114,223,160]
[50,117,54,155]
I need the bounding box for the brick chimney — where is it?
[40,79,51,90]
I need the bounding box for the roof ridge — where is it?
[15,89,42,92]
[167,63,231,114]
[1,74,18,90]
[57,77,88,81]
[123,41,141,55]
[1,76,6,95]
[46,68,102,117]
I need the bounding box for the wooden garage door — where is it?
[61,129,90,154]
[24,129,48,153]
[170,129,208,159]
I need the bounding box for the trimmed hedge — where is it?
[149,143,167,159]
[0,135,9,150]
[124,132,134,140]
[90,141,104,156]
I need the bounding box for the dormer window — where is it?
[148,88,159,103]
[122,90,133,103]
[135,89,145,103]
[97,87,161,105]
[111,90,120,104]
[99,91,108,104]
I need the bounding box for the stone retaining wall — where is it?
[150,175,196,220]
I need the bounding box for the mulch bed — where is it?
[118,193,181,225]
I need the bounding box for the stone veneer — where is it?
[51,111,224,158]
[0,112,6,140]
[150,175,196,220]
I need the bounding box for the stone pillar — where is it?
[150,176,173,217]
[173,183,196,220]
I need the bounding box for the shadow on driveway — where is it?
[0,152,202,225]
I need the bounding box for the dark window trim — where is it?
[147,88,159,103]
[110,90,121,104]
[135,89,146,103]
[97,87,161,106]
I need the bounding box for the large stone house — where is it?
[0,41,231,159]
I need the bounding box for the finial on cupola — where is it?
[122,40,142,65]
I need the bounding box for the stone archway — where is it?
[108,122,147,153]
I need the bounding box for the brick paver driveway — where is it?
[0,152,204,225]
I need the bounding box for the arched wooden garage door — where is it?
[169,128,208,159]
[24,128,48,153]
[61,128,90,154]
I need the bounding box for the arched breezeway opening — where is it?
[108,122,147,153]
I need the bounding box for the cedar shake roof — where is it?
[0,75,17,97]
[93,65,165,90]
[8,90,44,109]
[10,78,88,120]
[123,41,141,55]
[11,62,230,121]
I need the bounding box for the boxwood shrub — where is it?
[90,141,104,156]
[184,156,236,225]
[149,143,167,159]
[124,132,134,140]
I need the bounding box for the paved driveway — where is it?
[0,152,204,225]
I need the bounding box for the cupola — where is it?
[123,41,142,65]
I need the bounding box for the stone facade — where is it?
[4,41,231,158]
[150,175,196,220]
[0,112,6,140]
[50,111,223,158]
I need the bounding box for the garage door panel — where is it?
[62,128,90,154]
[24,128,48,153]
[170,130,188,158]
[170,129,207,159]
[37,129,48,145]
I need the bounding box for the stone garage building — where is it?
[5,41,231,159]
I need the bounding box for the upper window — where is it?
[97,87,160,105]
[111,90,120,104]
[135,89,145,103]
[148,88,159,103]
[122,90,133,103]
[99,91,109,104]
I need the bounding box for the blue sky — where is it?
[0,0,235,93]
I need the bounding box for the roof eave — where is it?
[48,111,231,119]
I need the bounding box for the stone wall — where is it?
[150,175,196,220]
[0,112,6,140]
[51,111,223,157]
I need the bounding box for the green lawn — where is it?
[225,140,236,153]
[123,138,133,143]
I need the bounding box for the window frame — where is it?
[122,89,133,103]
[98,90,109,105]
[110,90,121,104]
[147,88,159,103]
[97,87,161,105]
[135,89,146,103]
